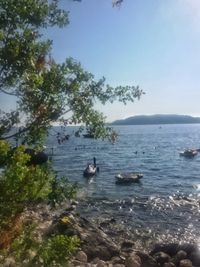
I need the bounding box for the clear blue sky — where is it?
[2,0,200,122]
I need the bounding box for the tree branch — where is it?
[0,88,18,96]
[0,126,30,140]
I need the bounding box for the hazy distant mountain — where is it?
[111,114,200,125]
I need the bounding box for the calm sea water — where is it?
[47,124,200,249]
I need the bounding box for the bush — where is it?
[0,141,79,266]
[9,225,80,267]
[48,176,78,207]
[38,235,80,266]
[0,140,11,166]
[0,141,78,231]
[0,145,53,228]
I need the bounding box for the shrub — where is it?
[38,235,80,266]
[9,225,80,266]
[0,140,11,166]
[48,176,78,207]
[0,145,53,228]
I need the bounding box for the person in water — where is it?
[93,157,96,167]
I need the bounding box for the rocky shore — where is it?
[2,201,200,267]
[57,211,200,267]
[55,209,200,267]
[40,201,200,267]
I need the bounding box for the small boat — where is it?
[115,172,143,184]
[83,164,97,177]
[179,149,198,158]
[83,126,95,138]
[83,133,95,139]
[83,157,98,177]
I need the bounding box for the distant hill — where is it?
[111,114,200,125]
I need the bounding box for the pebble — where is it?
[179,259,193,267]
[163,263,176,267]
[76,251,88,263]
[125,255,141,267]
[96,260,107,267]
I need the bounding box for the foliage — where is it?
[0,1,139,265]
[0,0,143,145]
[10,223,39,263]
[0,140,11,166]
[48,176,78,207]
[0,144,53,228]
[9,224,80,267]
[0,142,78,228]
[39,235,80,266]
[0,140,79,266]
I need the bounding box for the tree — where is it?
[0,1,141,263]
[0,0,143,145]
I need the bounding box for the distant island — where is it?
[111,114,200,125]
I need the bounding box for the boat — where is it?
[179,149,198,158]
[115,172,143,184]
[83,157,98,177]
[83,164,97,177]
[83,133,95,139]
[83,126,95,138]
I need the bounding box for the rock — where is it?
[163,263,176,267]
[153,251,171,264]
[176,250,187,261]
[136,251,159,267]
[178,244,198,255]
[172,249,187,265]
[121,240,135,253]
[150,243,179,257]
[189,251,200,266]
[71,200,79,206]
[179,259,193,267]
[91,257,100,264]
[125,254,141,267]
[72,260,91,266]
[73,217,119,260]
[3,257,16,267]
[96,260,107,267]
[52,214,119,261]
[76,251,88,263]
[150,243,199,259]
[111,256,124,265]
[99,218,116,228]
[114,265,125,267]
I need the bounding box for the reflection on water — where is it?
[47,124,200,249]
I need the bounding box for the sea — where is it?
[47,124,200,250]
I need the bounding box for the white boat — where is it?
[115,172,143,184]
[83,164,97,177]
[179,149,198,158]
[83,157,98,177]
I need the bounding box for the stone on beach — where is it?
[179,259,193,267]
[125,254,141,267]
[153,251,171,264]
[163,263,176,267]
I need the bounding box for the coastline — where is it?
[2,201,199,267]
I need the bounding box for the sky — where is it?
[2,0,200,122]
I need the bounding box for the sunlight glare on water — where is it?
[48,124,200,249]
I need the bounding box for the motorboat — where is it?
[83,157,98,177]
[83,164,97,177]
[83,127,95,138]
[115,172,143,184]
[179,149,198,158]
[83,133,95,139]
